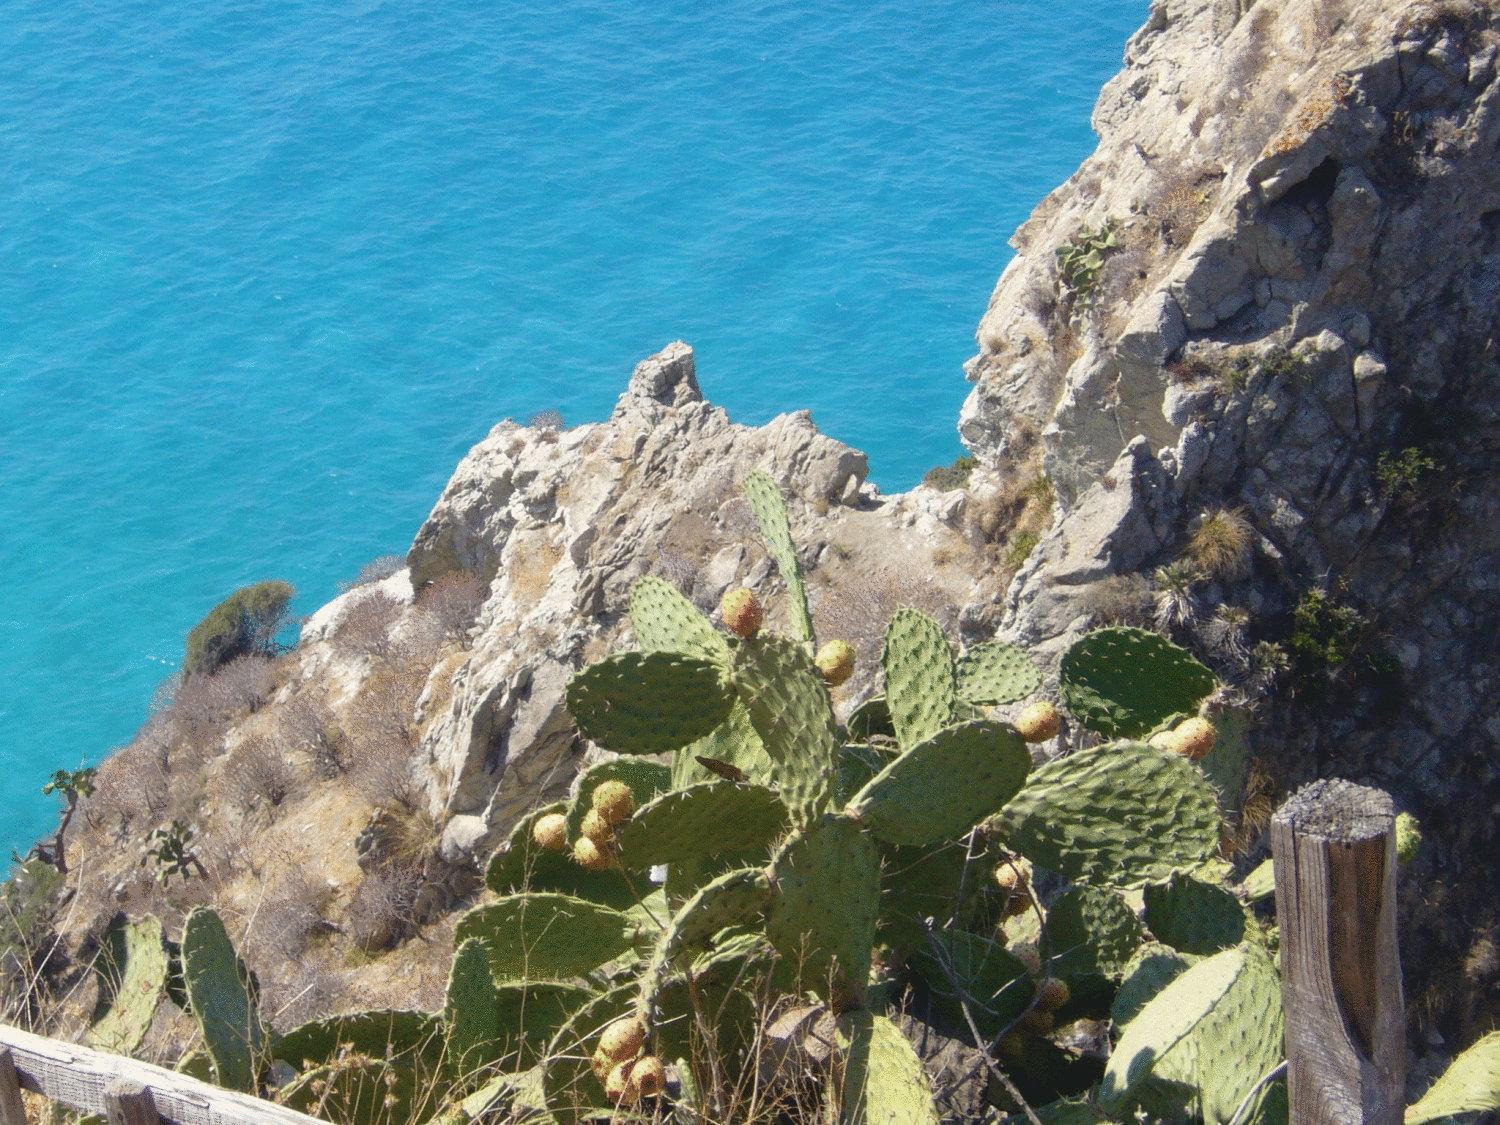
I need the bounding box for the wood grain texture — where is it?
[0,1023,318,1125]
[0,1049,27,1125]
[1271,779,1405,1125]
[104,1080,160,1125]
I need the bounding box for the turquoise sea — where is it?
[0,1,1146,855]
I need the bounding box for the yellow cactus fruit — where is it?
[580,808,614,846]
[572,834,614,871]
[590,1046,613,1081]
[1037,977,1070,1011]
[814,640,856,687]
[1014,701,1061,743]
[604,1061,635,1104]
[992,856,1032,894]
[626,1055,667,1100]
[719,588,763,638]
[591,779,636,826]
[531,812,569,852]
[598,1016,648,1063]
[1020,1007,1055,1035]
[1170,716,1217,761]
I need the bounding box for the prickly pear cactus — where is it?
[882,609,957,748]
[274,1009,442,1071]
[629,575,729,662]
[1405,1030,1500,1123]
[180,907,267,1093]
[956,640,1042,705]
[996,742,1222,887]
[87,915,169,1055]
[1143,874,1249,956]
[909,930,1035,1042]
[1058,627,1217,738]
[567,651,734,754]
[444,938,506,1082]
[616,781,787,867]
[1111,943,1194,1028]
[1046,885,1145,985]
[455,893,639,981]
[742,470,814,643]
[838,1010,940,1124]
[732,634,841,821]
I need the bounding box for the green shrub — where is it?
[922,456,976,492]
[1056,220,1119,303]
[1376,447,1438,498]
[1288,588,1371,686]
[183,580,294,679]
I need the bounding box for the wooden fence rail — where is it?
[0,1025,317,1125]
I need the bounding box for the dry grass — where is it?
[1081,573,1154,628]
[414,571,486,643]
[168,654,279,751]
[1185,507,1254,581]
[222,735,301,814]
[334,591,406,659]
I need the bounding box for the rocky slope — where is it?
[25,0,1498,1060]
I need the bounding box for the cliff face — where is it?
[957,0,1499,1038]
[35,0,1498,1051]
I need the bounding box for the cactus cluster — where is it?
[82,472,1491,1124]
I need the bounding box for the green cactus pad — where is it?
[444,938,504,1080]
[486,800,639,911]
[674,698,776,790]
[881,609,957,749]
[642,867,771,1014]
[615,781,787,867]
[1111,943,1194,1028]
[1058,627,1218,738]
[1019,1100,1115,1124]
[877,839,978,954]
[838,1010,940,1124]
[1191,943,1284,1124]
[847,719,1030,848]
[279,1055,423,1125]
[835,743,889,805]
[563,757,672,841]
[742,470,813,643]
[996,742,1222,888]
[455,893,639,981]
[768,816,880,1011]
[1047,885,1144,984]
[87,915,169,1055]
[845,696,895,742]
[567,650,735,755]
[1239,858,1275,903]
[275,1010,443,1071]
[180,907,266,1093]
[1405,1030,1500,1123]
[538,981,638,1114]
[1101,947,1243,1113]
[1143,875,1248,956]
[732,634,841,820]
[629,575,730,662]
[909,930,1035,1043]
[956,641,1042,705]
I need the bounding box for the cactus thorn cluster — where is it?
[815,639,856,686]
[719,587,762,638]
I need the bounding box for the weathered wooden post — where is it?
[1271,779,1405,1124]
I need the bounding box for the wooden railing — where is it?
[0,1024,317,1125]
[1,777,1408,1125]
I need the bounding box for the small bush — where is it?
[275,696,346,778]
[1055,219,1119,304]
[922,456,976,492]
[347,863,424,953]
[1083,573,1154,627]
[184,580,294,679]
[0,860,65,1023]
[222,736,299,812]
[1288,588,1367,680]
[415,571,486,642]
[333,590,405,659]
[170,654,278,749]
[338,555,406,593]
[1004,530,1040,570]
[1376,447,1438,498]
[1185,507,1254,581]
[529,408,565,431]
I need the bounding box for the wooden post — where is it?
[104,1080,160,1125]
[1271,779,1405,1125]
[0,1048,27,1125]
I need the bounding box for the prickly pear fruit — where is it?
[993,855,1032,894]
[1396,811,1421,864]
[591,780,635,826]
[814,640,856,687]
[628,1055,667,1099]
[1169,716,1217,761]
[720,588,762,639]
[1014,701,1061,743]
[591,1046,612,1080]
[604,1061,633,1103]
[573,835,614,871]
[580,809,614,846]
[1020,1007,1055,1035]
[598,1016,647,1062]
[532,812,569,852]
[1037,977,1070,1011]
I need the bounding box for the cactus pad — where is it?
[838,1010,939,1124]
[1111,943,1193,1028]
[567,651,734,755]
[444,938,505,1080]
[1046,885,1144,983]
[881,609,957,749]
[563,758,671,842]
[742,470,813,642]
[996,742,1221,887]
[845,696,895,742]
[1191,943,1284,1124]
[279,1055,421,1125]
[1143,875,1248,955]
[1058,627,1217,738]
[909,930,1034,1042]
[732,634,841,820]
[629,575,729,662]
[642,867,771,1013]
[877,839,976,954]
[956,641,1042,705]
[275,1009,442,1070]
[487,801,638,910]
[87,915,168,1055]
[1405,1030,1500,1123]
[768,816,880,1011]
[848,719,1030,847]
[455,893,639,981]
[180,907,266,1092]
[615,781,788,867]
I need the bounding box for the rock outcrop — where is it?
[957,0,1499,1040]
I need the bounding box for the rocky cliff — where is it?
[27,0,1498,1057]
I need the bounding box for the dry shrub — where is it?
[169,654,278,749]
[1185,507,1254,581]
[339,555,405,593]
[250,867,335,962]
[274,695,346,778]
[222,735,300,813]
[334,591,405,659]
[341,667,426,813]
[81,741,172,835]
[347,863,424,953]
[414,571,486,642]
[1082,573,1155,627]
